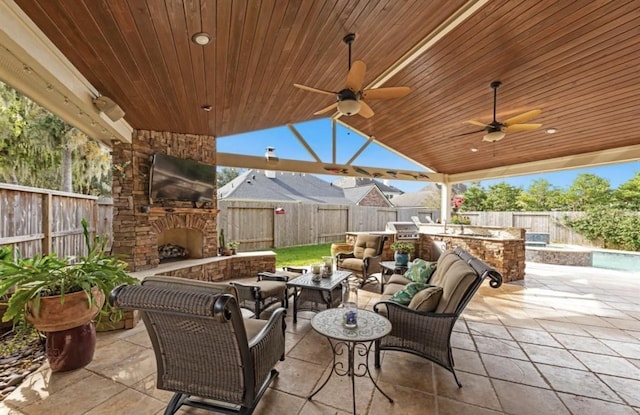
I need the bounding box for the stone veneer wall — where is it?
[111,130,217,271]
[154,256,276,281]
[419,234,525,282]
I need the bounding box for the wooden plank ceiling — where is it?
[14,0,640,180]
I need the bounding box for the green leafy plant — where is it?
[227,241,239,250]
[390,241,415,254]
[451,214,471,225]
[218,229,226,249]
[0,218,138,327]
[564,208,640,251]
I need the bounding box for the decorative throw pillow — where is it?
[389,282,432,305]
[408,286,443,312]
[403,259,437,284]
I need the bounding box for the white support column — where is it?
[439,181,451,224]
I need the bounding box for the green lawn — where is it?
[272,243,336,268]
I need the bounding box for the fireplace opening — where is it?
[157,228,204,263]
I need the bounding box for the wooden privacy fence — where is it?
[217,200,436,250]
[464,211,598,247]
[0,183,101,258]
[1,183,602,257]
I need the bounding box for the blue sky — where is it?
[217,118,639,193]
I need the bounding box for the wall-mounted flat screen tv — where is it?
[149,153,215,204]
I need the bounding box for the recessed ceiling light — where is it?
[470,147,479,152]
[191,32,211,46]
[545,127,558,134]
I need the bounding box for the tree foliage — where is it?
[613,172,640,210]
[484,182,522,211]
[0,81,111,195]
[517,179,565,211]
[216,167,243,188]
[462,182,487,211]
[565,173,612,211]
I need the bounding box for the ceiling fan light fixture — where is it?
[337,99,361,116]
[483,131,506,142]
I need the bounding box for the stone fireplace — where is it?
[111,129,275,279]
[111,130,218,271]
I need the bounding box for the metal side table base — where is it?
[308,308,393,414]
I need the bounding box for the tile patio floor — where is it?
[2,262,639,415]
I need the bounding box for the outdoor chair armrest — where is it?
[249,307,287,384]
[248,307,286,349]
[363,254,383,274]
[282,266,307,275]
[373,300,457,319]
[336,251,356,261]
[257,272,289,282]
[232,282,261,299]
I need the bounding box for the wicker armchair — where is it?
[110,276,286,415]
[336,234,386,288]
[373,248,502,387]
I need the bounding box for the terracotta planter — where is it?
[0,302,12,334]
[46,321,97,372]
[26,286,105,332]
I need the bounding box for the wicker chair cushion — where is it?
[389,282,433,305]
[428,250,459,286]
[434,260,477,314]
[254,280,286,297]
[388,274,412,285]
[408,286,443,312]
[340,257,365,272]
[404,259,437,283]
[352,234,382,259]
[243,317,267,340]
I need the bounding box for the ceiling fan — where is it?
[467,81,542,142]
[293,33,410,118]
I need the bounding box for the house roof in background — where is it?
[218,170,353,204]
[391,184,441,208]
[332,177,403,194]
[342,185,393,207]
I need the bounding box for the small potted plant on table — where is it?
[390,241,415,266]
[0,219,138,372]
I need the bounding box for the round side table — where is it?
[309,308,393,414]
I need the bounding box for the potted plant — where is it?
[228,241,240,255]
[390,241,415,266]
[218,229,232,256]
[0,219,138,372]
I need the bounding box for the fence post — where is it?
[42,192,52,254]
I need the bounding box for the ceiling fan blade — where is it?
[313,102,339,115]
[467,120,490,128]
[503,123,542,133]
[293,83,336,96]
[362,86,411,100]
[503,109,542,126]
[457,129,486,136]
[346,60,366,92]
[358,100,374,118]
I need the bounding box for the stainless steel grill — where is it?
[385,222,419,240]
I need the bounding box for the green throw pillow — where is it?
[403,259,437,284]
[389,282,432,305]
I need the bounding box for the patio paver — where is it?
[1,261,639,414]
